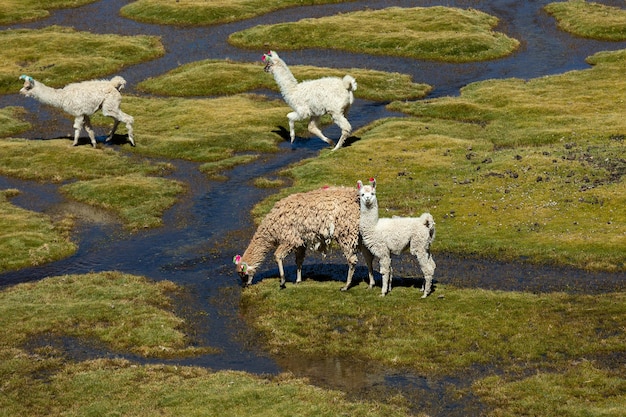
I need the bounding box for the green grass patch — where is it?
[0,189,76,272]
[545,0,626,41]
[253,176,286,189]
[61,175,185,230]
[229,6,520,62]
[242,281,626,374]
[0,272,213,356]
[0,0,97,25]
[199,154,260,180]
[120,0,350,27]
[0,139,171,182]
[122,94,291,160]
[0,106,30,137]
[474,360,626,417]
[0,26,164,94]
[259,49,626,271]
[0,272,410,417]
[0,139,181,230]
[0,358,411,417]
[138,59,431,101]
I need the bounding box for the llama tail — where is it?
[343,75,357,92]
[421,213,436,243]
[109,76,127,91]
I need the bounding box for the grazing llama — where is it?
[262,50,356,151]
[234,186,374,290]
[19,75,135,147]
[357,178,436,298]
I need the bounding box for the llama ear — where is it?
[369,177,376,188]
[233,254,242,265]
[357,180,363,190]
[19,74,33,83]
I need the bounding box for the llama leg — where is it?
[72,116,85,146]
[331,113,352,151]
[414,248,436,298]
[276,257,287,289]
[294,247,306,284]
[287,112,301,143]
[105,119,120,142]
[82,115,97,147]
[340,251,358,291]
[104,111,135,147]
[360,245,375,289]
[308,117,335,147]
[275,244,292,289]
[124,113,135,146]
[379,256,392,296]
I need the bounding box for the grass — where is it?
[545,0,626,41]
[0,359,412,417]
[0,106,30,137]
[0,0,97,24]
[0,271,206,356]
[242,280,626,374]
[254,48,626,272]
[137,59,432,101]
[0,139,181,230]
[61,175,186,230]
[229,7,520,62]
[0,139,171,182]
[242,280,626,416]
[0,26,164,94]
[0,272,412,417]
[120,0,351,27]
[474,360,626,417]
[121,94,292,160]
[0,189,76,272]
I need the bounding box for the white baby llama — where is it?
[357,178,436,298]
[262,50,356,151]
[234,186,374,290]
[19,74,135,147]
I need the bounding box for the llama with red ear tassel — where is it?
[262,50,356,151]
[357,178,436,298]
[234,186,374,290]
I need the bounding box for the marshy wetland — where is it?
[0,0,625,416]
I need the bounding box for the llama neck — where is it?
[271,62,299,98]
[241,229,275,273]
[27,81,66,108]
[359,198,380,231]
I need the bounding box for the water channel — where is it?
[1,1,625,415]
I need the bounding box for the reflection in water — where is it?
[2,1,626,415]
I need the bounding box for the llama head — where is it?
[233,254,252,281]
[357,178,377,209]
[19,75,35,95]
[262,50,280,73]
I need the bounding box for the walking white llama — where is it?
[262,50,356,151]
[19,75,135,147]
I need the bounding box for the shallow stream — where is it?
[1,1,625,415]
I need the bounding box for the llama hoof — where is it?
[279,284,286,290]
[340,286,348,292]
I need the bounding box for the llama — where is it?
[262,50,356,151]
[357,178,436,298]
[234,186,374,290]
[19,75,135,147]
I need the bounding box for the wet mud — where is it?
[1,1,625,416]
